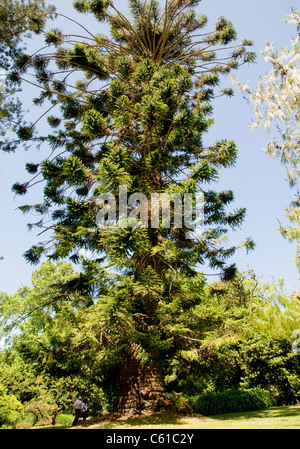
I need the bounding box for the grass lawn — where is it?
[53,404,300,430]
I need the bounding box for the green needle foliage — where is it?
[0,0,54,71]
[0,0,56,141]
[5,0,256,414]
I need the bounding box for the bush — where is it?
[167,392,193,413]
[0,385,23,427]
[190,389,276,416]
[56,414,74,427]
[25,402,59,426]
[14,419,33,429]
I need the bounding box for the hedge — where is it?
[190,389,276,416]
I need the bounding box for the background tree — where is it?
[4,0,255,415]
[167,271,300,405]
[233,9,300,271]
[0,261,107,413]
[0,0,56,147]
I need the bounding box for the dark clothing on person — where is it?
[72,408,81,426]
[72,398,83,426]
[82,401,90,421]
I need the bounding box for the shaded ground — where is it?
[65,404,300,429]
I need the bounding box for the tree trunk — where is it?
[117,348,171,416]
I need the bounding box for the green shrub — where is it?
[56,414,74,427]
[167,392,193,413]
[14,419,33,429]
[0,385,23,427]
[191,389,276,416]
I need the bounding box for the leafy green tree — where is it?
[0,261,107,412]
[0,349,50,404]
[4,0,256,414]
[169,272,300,404]
[238,337,300,405]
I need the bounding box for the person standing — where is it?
[72,396,83,425]
[82,399,90,422]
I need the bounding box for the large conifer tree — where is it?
[6,0,255,414]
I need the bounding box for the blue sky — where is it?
[0,0,299,294]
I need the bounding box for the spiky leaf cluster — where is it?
[0,0,56,146]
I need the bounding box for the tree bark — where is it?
[117,348,170,416]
